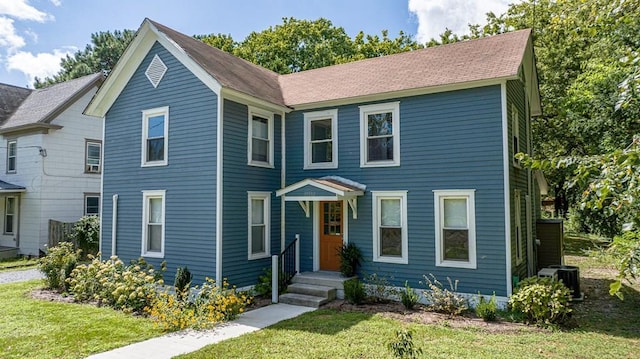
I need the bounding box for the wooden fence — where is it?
[48,219,76,250]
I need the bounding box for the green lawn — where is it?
[0,280,162,359]
[180,235,640,359]
[0,256,39,271]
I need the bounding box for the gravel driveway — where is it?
[0,268,43,284]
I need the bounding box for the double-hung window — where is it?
[248,192,270,259]
[248,107,274,168]
[360,102,400,167]
[434,190,476,269]
[85,140,102,173]
[142,190,165,258]
[372,191,408,264]
[304,109,338,169]
[512,104,520,167]
[142,107,169,166]
[6,140,17,173]
[4,197,15,234]
[85,194,100,216]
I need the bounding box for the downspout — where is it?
[216,94,224,285]
[111,194,118,257]
[281,110,286,252]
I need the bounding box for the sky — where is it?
[0,0,512,88]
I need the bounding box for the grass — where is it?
[0,280,162,359]
[0,256,39,271]
[180,233,640,359]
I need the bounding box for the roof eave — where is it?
[0,123,63,136]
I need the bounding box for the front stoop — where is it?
[279,271,354,308]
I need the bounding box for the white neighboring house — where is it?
[0,73,103,256]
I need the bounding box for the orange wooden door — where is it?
[319,201,343,271]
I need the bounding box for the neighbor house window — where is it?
[304,109,338,169]
[512,104,520,166]
[142,107,169,166]
[360,102,400,167]
[248,192,270,259]
[85,194,100,216]
[372,191,408,264]
[514,190,523,264]
[434,190,476,269]
[142,190,165,258]
[247,107,274,168]
[6,140,17,173]
[4,197,16,234]
[85,140,102,173]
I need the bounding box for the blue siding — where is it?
[221,99,282,287]
[285,86,509,296]
[101,42,218,284]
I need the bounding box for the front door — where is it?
[319,201,343,271]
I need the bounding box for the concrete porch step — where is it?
[287,282,336,300]
[279,292,331,308]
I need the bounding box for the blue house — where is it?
[85,19,542,304]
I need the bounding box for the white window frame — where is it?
[85,140,102,174]
[4,196,16,234]
[303,109,338,169]
[141,106,169,167]
[247,107,274,168]
[434,189,476,269]
[372,190,408,264]
[247,191,271,260]
[84,194,100,216]
[512,104,520,167]
[141,190,166,258]
[514,190,523,265]
[6,139,17,173]
[360,102,400,168]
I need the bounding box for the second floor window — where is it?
[6,140,16,173]
[142,107,169,167]
[85,140,102,173]
[360,102,400,167]
[247,107,274,168]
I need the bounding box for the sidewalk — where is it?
[86,303,316,359]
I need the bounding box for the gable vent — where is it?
[145,54,167,88]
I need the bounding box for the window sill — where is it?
[142,252,164,259]
[373,256,408,265]
[304,162,338,170]
[142,161,168,168]
[361,161,400,168]
[248,253,270,260]
[436,260,476,269]
[248,161,274,169]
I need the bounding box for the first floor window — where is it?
[7,140,17,173]
[248,192,270,259]
[4,196,15,234]
[372,191,408,264]
[85,194,100,216]
[434,190,476,269]
[142,107,169,166]
[142,190,165,257]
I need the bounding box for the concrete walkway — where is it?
[86,303,316,359]
[0,268,43,284]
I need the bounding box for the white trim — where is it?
[276,178,364,199]
[433,189,477,269]
[216,95,223,284]
[511,104,521,168]
[501,82,513,295]
[100,115,105,257]
[281,110,286,255]
[360,102,400,168]
[312,201,319,271]
[303,109,338,169]
[141,190,166,258]
[514,190,523,265]
[372,190,408,264]
[141,106,169,167]
[247,191,271,260]
[247,106,275,168]
[111,194,118,257]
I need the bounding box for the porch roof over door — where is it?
[276,176,365,219]
[0,179,25,193]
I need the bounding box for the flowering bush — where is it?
[509,276,572,326]
[146,277,252,331]
[38,242,80,291]
[67,256,165,313]
[421,274,468,315]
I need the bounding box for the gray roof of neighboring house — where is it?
[0,179,25,192]
[0,73,103,132]
[0,84,32,124]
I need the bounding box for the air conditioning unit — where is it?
[537,268,558,280]
[87,164,100,173]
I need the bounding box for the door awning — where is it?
[276,176,366,219]
[0,180,25,193]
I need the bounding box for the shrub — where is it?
[68,256,165,313]
[146,289,197,331]
[38,242,79,292]
[421,274,467,315]
[254,267,288,296]
[344,278,365,304]
[363,273,399,302]
[475,292,498,322]
[70,215,100,259]
[337,243,363,277]
[608,230,640,299]
[388,329,422,359]
[508,276,572,326]
[400,281,419,310]
[174,266,192,300]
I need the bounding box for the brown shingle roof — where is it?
[149,20,285,106]
[0,73,103,131]
[279,29,532,106]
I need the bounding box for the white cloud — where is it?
[0,0,53,22]
[5,48,72,83]
[0,17,25,51]
[50,0,62,6]
[408,0,511,43]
